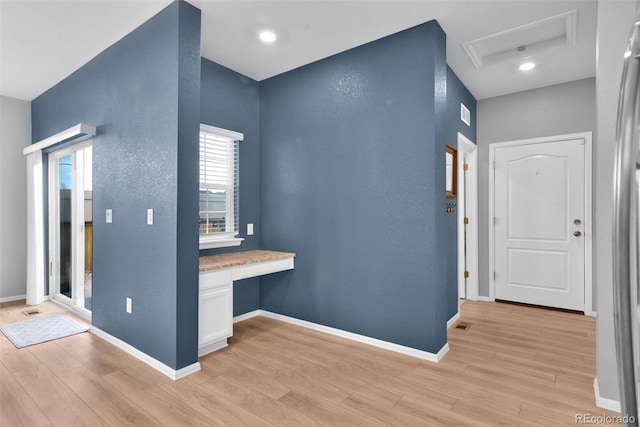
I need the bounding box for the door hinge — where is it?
[464,217,469,225]
[463,163,469,171]
[493,271,496,280]
[493,161,496,170]
[49,262,53,277]
[493,216,497,225]
[464,270,469,278]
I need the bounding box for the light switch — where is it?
[126,297,132,314]
[247,223,254,235]
[106,209,112,223]
[147,209,154,225]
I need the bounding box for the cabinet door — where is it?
[198,284,232,348]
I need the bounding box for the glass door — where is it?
[49,143,92,318]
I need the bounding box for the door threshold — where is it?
[49,298,92,323]
[495,299,584,315]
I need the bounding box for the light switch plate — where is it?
[106,209,112,223]
[247,223,254,235]
[147,209,153,225]
[126,297,132,314]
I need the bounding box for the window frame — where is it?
[199,124,243,250]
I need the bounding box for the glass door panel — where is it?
[58,155,72,299]
[82,146,92,311]
[49,143,92,319]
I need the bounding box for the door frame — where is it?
[488,132,594,315]
[47,140,92,321]
[457,133,479,302]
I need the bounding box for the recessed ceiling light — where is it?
[259,31,277,43]
[519,62,536,71]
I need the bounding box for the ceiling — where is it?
[0,0,597,102]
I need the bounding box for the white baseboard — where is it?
[593,378,621,413]
[0,294,27,303]
[585,310,597,317]
[198,339,228,357]
[233,309,261,323]
[447,312,461,328]
[254,309,447,363]
[477,296,494,302]
[90,326,201,381]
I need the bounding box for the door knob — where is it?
[574,219,582,225]
[574,231,582,237]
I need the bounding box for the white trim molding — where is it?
[238,310,448,363]
[23,123,96,155]
[200,123,244,142]
[233,310,261,323]
[0,294,27,304]
[90,326,201,381]
[593,378,622,413]
[25,149,45,305]
[457,133,479,302]
[447,312,461,328]
[488,132,593,314]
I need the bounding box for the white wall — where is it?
[594,0,637,404]
[476,78,596,297]
[0,96,31,301]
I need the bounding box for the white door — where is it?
[493,137,585,311]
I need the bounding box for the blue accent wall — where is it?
[444,66,477,320]
[259,21,450,353]
[199,59,261,316]
[31,1,201,370]
[30,0,478,364]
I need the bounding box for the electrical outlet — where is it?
[106,209,112,223]
[126,297,132,314]
[247,223,254,235]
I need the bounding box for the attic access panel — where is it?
[462,10,577,69]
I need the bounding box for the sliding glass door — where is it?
[49,143,92,318]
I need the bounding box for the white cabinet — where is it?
[197,252,295,357]
[198,270,233,356]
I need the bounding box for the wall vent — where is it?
[462,10,578,69]
[461,103,471,126]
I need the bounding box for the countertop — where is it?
[199,250,296,272]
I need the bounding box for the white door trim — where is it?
[488,132,593,315]
[457,133,479,303]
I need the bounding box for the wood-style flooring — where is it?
[0,299,622,426]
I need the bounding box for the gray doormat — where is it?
[0,314,88,348]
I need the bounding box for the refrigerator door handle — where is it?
[613,20,640,426]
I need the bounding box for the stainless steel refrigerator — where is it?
[613,17,640,427]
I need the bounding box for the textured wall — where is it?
[445,66,477,319]
[199,58,261,316]
[0,96,31,300]
[259,21,451,354]
[31,1,201,370]
[476,78,596,298]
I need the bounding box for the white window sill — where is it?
[199,237,244,250]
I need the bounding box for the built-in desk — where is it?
[198,250,295,356]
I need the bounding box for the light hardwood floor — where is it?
[0,299,622,426]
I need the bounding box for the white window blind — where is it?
[199,125,242,244]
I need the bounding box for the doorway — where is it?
[457,133,478,303]
[48,142,93,320]
[488,132,593,314]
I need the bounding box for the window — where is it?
[199,124,243,249]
